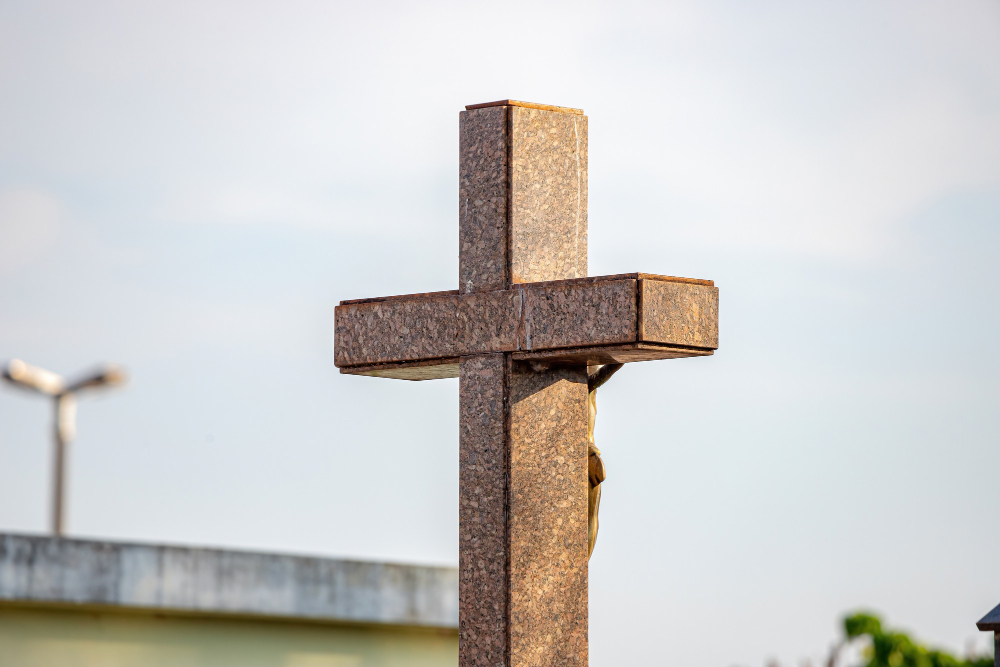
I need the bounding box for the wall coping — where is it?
[0,533,458,630]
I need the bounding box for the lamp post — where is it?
[2,358,126,536]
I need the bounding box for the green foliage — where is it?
[841,612,992,667]
[845,613,883,639]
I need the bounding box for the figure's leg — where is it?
[588,444,606,558]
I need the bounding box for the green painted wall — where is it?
[0,607,458,667]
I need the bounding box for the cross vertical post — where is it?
[459,101,590,666]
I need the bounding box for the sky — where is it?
[1,1,998,664]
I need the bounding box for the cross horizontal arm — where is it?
[334,273,718,380]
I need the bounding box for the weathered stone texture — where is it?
[639,279,720,349]
[509,107,588,284]
[0,534,458,628]
[520,279,636,351]
[335,290,520,367]
[459,355,508,666]
[460,107,509,294]
[459,104,589,291]
[335,276,719,370]
[508,364,589,666]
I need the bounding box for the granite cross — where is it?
[334,100,719,667]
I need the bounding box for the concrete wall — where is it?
[0,606,457,667]
[0,534,458,628]
[0,534,459,666]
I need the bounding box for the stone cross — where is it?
[334,100,719,667]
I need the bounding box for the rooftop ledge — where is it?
[978,602,1000,632]
[0,533,458,630]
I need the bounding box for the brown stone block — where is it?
[510,107,588,284]
[459,355,508,666]
[335,274,718,373]
[334,290,519,367]
[639,278,719,349]
[520,278,636,351]
[508,363,589,666]
[460,107,509,293]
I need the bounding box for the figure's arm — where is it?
[588,363,623,392]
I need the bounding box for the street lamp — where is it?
[2,358,126,536]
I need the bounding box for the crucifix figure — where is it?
[334,100,718,667]
[586,362,621,559]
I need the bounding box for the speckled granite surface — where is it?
[458,101,590,667]
[334,275,718,369]
[460,107,508,293]
[639,278,719,349]
[459,355,509,665]
[457,360,590,667]
[510,107,588,284]
[519,278,635,350]
[508,364,589,665]
[334,289,520,367]
[458,105,588,292]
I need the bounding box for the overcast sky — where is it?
[1,1,998,665]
